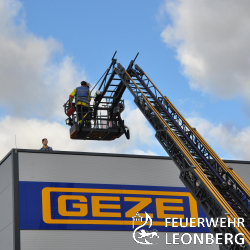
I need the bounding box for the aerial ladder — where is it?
[64,53,250,250]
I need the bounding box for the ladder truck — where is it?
[64,53,250,250]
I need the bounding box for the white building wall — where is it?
[0,155,13,250]
[17,152,226,250]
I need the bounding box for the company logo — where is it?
[19,181,208,231]
[41,186,198,227]
[133,212,159,245]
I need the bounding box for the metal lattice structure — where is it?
[64,52,130,141]
[64,54,250,249]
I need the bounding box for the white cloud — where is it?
[0,0,160,160]
[161,0,250,100]
[0,0,85,120]
[187,116,250,160]
[0,103,158,160]
[122,101,155,145]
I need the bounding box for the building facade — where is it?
[1,149,249,250]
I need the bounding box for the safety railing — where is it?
[63,98,121,130]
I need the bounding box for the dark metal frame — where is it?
[111,60,250,250]
[12,149,20,250]
[62,52,250,248]
[128,64,250,220]
[63,52,130,140]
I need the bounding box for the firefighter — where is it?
[69,81,91,127]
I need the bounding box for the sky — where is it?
[1,0,250,161]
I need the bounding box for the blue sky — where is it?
[1,0,250,160]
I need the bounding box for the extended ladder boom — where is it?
[65,55,250,249]
[110,59,250,250]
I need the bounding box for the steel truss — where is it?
[66,54,250,249]
[98,58,250,250]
